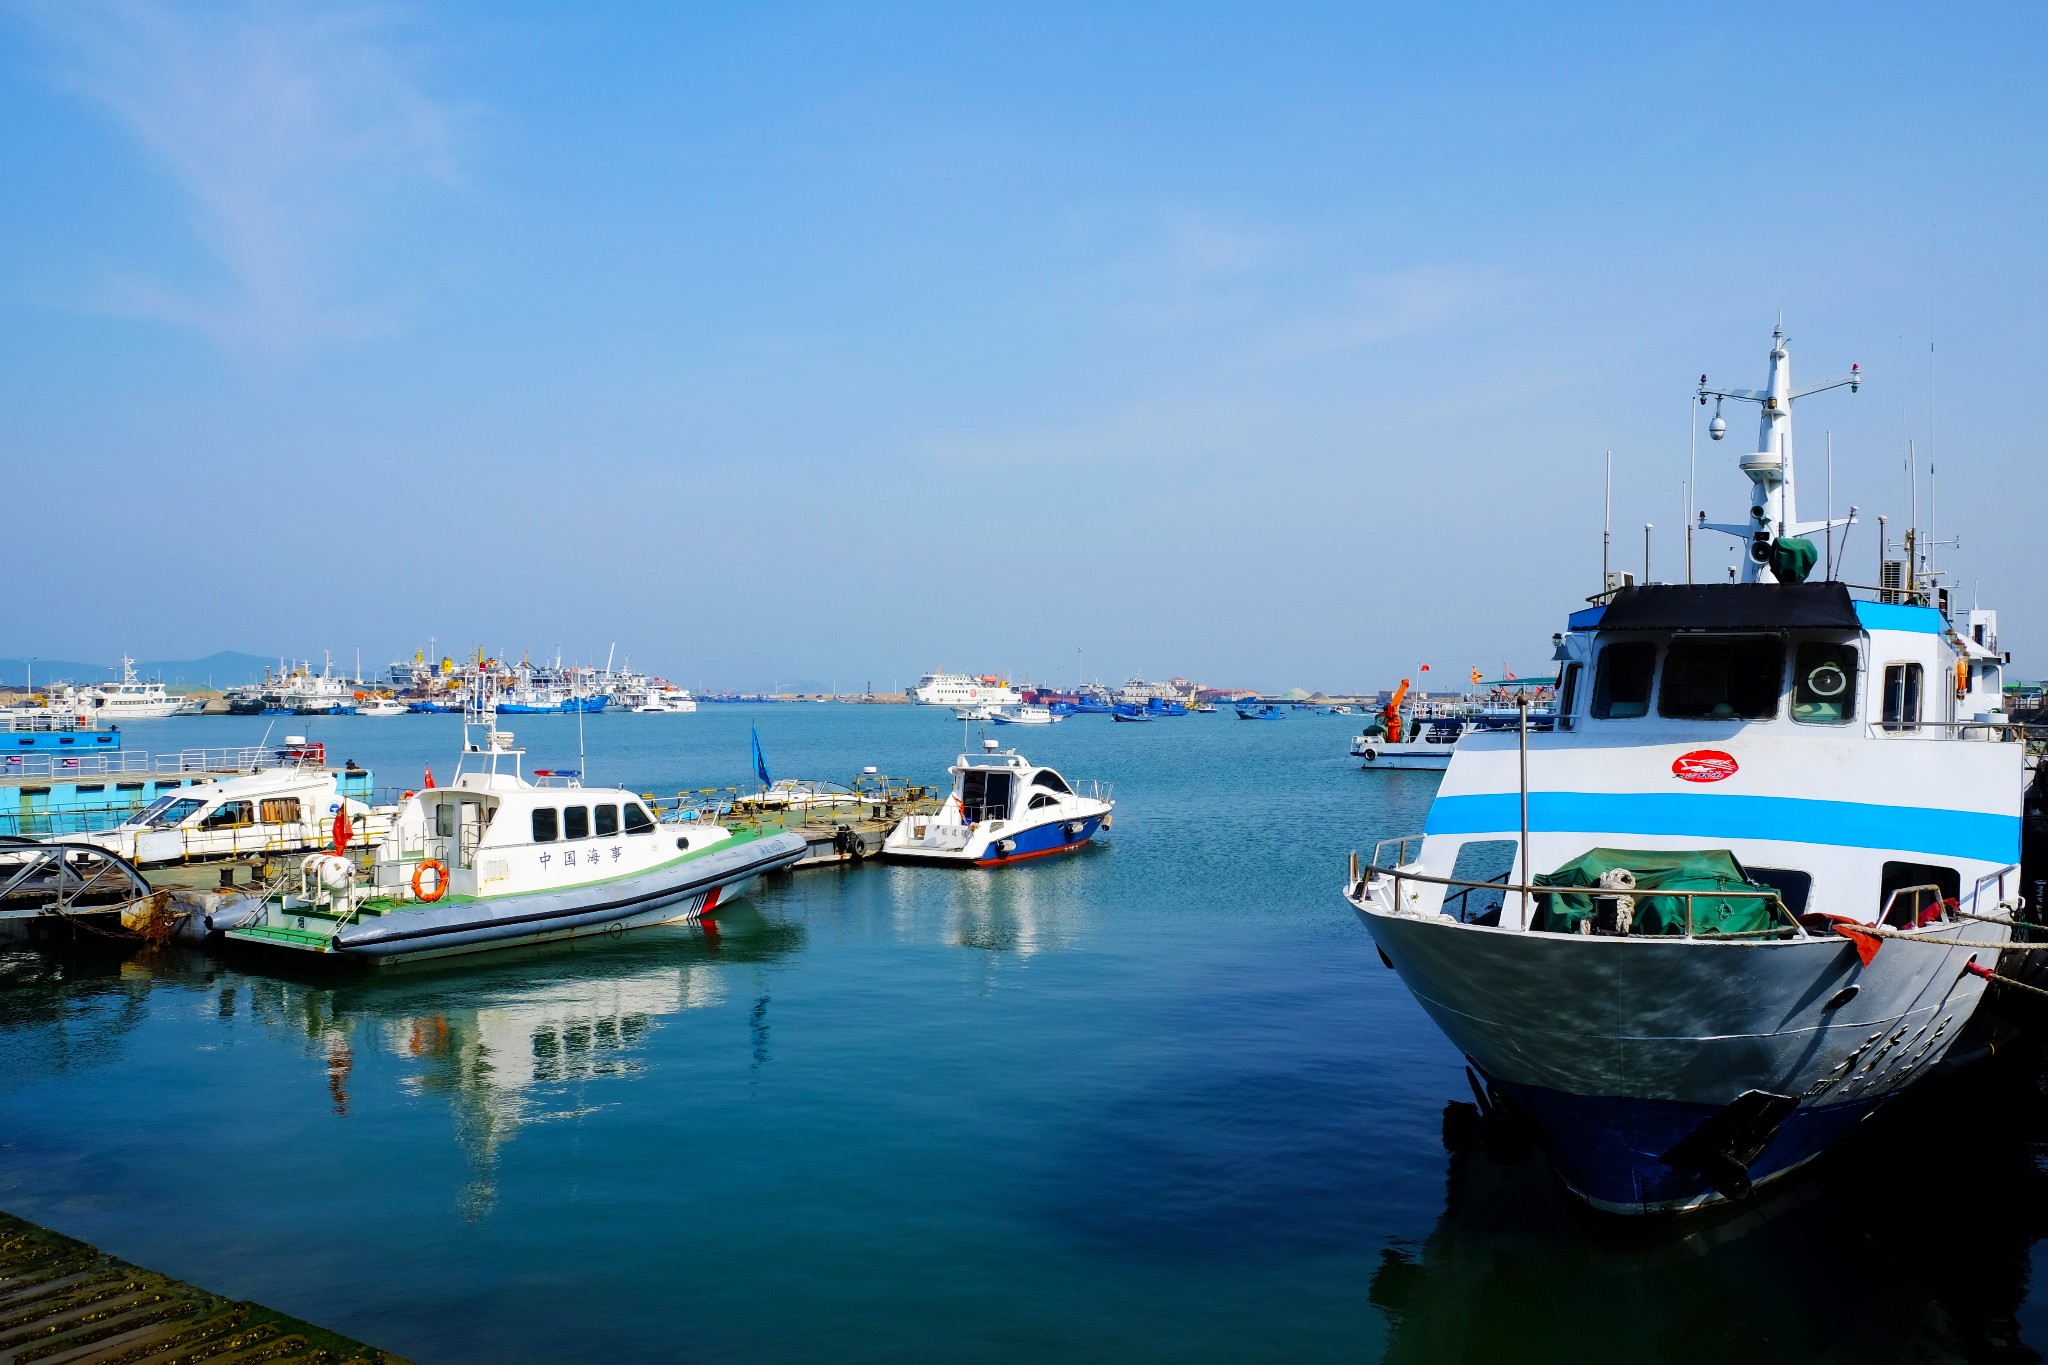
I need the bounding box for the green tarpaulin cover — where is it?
[1530,847,1781,937]
[1768,536,1819,584]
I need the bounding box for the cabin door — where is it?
[457,800,486,869]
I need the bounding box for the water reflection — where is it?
[1372,1056,2048,1363]
[227,909,807,1219]
[0,950,163,1087]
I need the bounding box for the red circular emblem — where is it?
[1672,750,1738,783]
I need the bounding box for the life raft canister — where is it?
[412,858,449,903]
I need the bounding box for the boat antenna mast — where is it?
[1695,320,1861,583]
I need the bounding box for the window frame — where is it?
[563,805,590,840]
[1790,639,1860,726]
[532,807,559,843]
[1655,634,1786,722]
[1590,641,1658,720]
[1881,662,1923,733]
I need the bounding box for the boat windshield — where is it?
[1658,637,1783,720]
[143,797,206,829]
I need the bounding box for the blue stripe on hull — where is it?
[976,814,1103,865]
[1488,1077,1891,1213]
[1425,791,2018,864]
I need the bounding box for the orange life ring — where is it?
[412,859,449,903]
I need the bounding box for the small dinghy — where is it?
[1111,704,1153,722]
[883,740,1112,866]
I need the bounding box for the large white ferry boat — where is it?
[1345,323,2025,1215]
[910,671,1020,708]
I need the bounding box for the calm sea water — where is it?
[4,706,2047,1363]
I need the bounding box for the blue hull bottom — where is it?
[977,813,1104,866]
[1488,1076,1893,1214]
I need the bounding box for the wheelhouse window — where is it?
[1033,771,1071,795]
[623,803,654,834]
[1791,643,1857,725]
[1556,663,1582,730]
[200,801,254,829]
[1658,637,1783,720]
[564,806,590,840]
[1881,663,1922,732]
[142,796,204,828]
[595,804,619,837]
[1591,643,1656,719]
[532,808,559,842]
[1879,861,1957,927]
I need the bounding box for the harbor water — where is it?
[5,706,2048,1362]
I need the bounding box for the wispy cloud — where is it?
[15,0,460,351]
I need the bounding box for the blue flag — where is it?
[751,724,771,787]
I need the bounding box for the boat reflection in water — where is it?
[235,909,806,1219]
[1371,1054,2048,1362]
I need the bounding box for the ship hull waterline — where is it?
[228,831,806,966]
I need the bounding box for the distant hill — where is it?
[0,652,281,687]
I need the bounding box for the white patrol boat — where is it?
[1345,322,2025,1215]
[224,691,805,963]
[883,740,1112,866]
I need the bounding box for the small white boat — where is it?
[952,704,1002,721]
[70,746,389,866]
[988,704,1063,725]
[357,697,410,717]
[629,687,698,713]
[883,740,1111,866]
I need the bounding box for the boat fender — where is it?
[995,838,1015,857]
[412,858,449,903]
[1360,746,1378,763]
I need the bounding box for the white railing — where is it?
[0,745,313,780]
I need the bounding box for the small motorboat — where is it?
[357,697,410,717]
[989,704,1063,725]
[1235,703,1285,720]
[1111,704,1153,722]
[882,740,1112,866]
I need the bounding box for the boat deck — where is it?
[0,1208,410,1364]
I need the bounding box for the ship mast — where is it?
[1696,322,1861,583]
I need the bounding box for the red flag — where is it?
[1419,663,1431,672]
[332,807,353,854]
[423,764,436,790]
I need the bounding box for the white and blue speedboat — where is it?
[1345,323,2024,1215]
[883,740,1112,866]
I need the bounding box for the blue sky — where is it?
[2,3,2041,691]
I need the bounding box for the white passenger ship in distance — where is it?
[910,671,1020,708]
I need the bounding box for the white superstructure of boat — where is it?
[911,671,1021,708]
[1344,321,2023,1216]
[883,740,1112,866]
[627,686,698,713]
[70,747,387,866]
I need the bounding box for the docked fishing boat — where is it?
[882,740,1112,866]
[1344,322,2023,1215]
[222,692,804,963]
[1111,703,1153,722]
[989,704,1063,726]
[1352,681,1463,770]
[1236,703,1284,720]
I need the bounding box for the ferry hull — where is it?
[1355,901,2002,1214]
